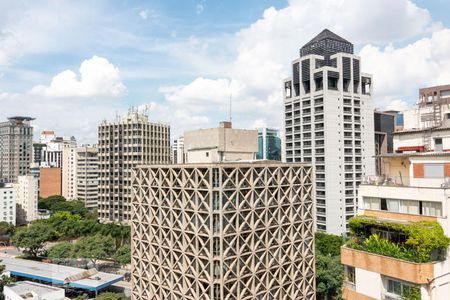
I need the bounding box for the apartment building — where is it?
[131,161,315,300]
[14,175,38,225]
[256,128,282,161]
[75,146,98,209]
[39,167,62,198]
[0,183,16,225]
[283,29,375,234]
[62,147,77,200]
[39,136,77,168]
[374,111,396,175]
[98,112,170,222]
[342,152,450,299]
[171,136,185,164]
[184,122,258,163]
[0,117,34,183]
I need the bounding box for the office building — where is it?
[62,147,77,200]
[342,152,450,299]
[98,111,171,222]
[171,136,185,164]
[374,111,395,175]
[131,161,315,300]
[283,29,375,234]
[0,116,34,183]
[76,146,98,209]
[256,128,282,161]
[184,121,258,163]
[14,175,38,225]
[39,167,61,198]
[39,136,77,168]
[4,281,65,300]
[0,183,16,225]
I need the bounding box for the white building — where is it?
[14,175,38,225]
[183,122,258,163]
[39,135,77,168]
[62,147,77,200]
[0,183,16,225]
[171,136,185,164]
[342,152,450,300]
[283,29,375,234]
[4,281,65,300]
[75,146,98,209]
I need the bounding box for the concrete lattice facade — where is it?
[131,162,315,300]
[98,113,171,222]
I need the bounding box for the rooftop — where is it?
[378,151,450,158]
[138,160,311,168]
[2,257,123,292]
[300,29,353,57]
[5,281,64,298]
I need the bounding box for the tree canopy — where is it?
[73,234,115,268]
[94,292,130,300]
[39,195,88,217]
[114,244,131,266]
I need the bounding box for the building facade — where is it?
[171,136,185,164]
[374,111,395,175]
[0,117,34,183]
[39,167,61,198]
[14,175,38,225]
[283,29,375,234]
[184,122,258,163]
[39,136,77,168]
[131,162,315,300]
[0,183,16,225]
[75,146,99,209]
[342,152,450,300]
[256,128,282,161]
[62,147,77,200]
[98,112,171,222]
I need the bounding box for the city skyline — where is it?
[1,0,450,144]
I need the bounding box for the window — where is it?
[424,164,444,178]
[344,266,355,284]
[422,201,442,217]
[206,152,209,157]
[400,200,420,215]
[386,278,417,298]
[364,197,380,210]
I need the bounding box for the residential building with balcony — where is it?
[131,161,315,299]
[75,146,98,209]
[14,175,38,225]
[171,136,185,164]
[0,183,16,225]
[98,111,171,222]
[283,29,375,234]
[341,152,450,300]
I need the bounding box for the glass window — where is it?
[387,199,399,212]
[344,266,355,284]
[364,197,380,210]
[422,201,442,217]
[400,200,420,215]
[424,164,444,178]
[387,279,402,296]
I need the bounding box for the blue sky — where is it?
[1,0,450,143]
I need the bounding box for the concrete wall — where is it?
[39,168,61,198]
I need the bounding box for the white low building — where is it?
[342,152,450,300]
[4,281,65,300]
[0,183,16,225]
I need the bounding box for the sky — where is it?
[1,0,450,144]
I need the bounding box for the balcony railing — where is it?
[362,175,450,188]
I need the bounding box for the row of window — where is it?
[364,197,442,217]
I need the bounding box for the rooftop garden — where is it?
[346,216,450,263]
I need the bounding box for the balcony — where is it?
[341,246,434,284]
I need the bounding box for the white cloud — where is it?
[30,56,127,98]
[383,99,411,112]
[196,4,204,15]
[139,9,149,20]
[160,0,440,132]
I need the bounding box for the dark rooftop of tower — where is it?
[300,29,353,57]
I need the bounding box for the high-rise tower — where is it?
[283,29,375,234]
[98,112,171,222]
[0,117,34,183]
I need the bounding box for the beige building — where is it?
[0,183,16,225]
[0,117,34,183]
[75,146,98,209]
[98,112,171,222]
[62,146,77,200]
[131,161,316,300]
[184,122,258,163]
[14,175,38,225]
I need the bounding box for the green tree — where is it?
[47,211,84,239]
[74,234,115,268]
[38,195,66,210]
[47,242,74,262]
[114,244,131,266]
[315,232,345,300]
[0,261,12,300]
[95,292,130,300]
[0,222,15,236]
[51,200,88,217]
[11,223,55,258]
